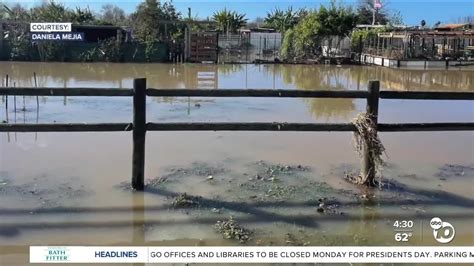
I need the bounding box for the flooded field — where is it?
[0,62,473,265]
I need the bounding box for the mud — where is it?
[0,175,90,208]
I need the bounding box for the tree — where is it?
[281,0,357,60]
[100,4,127,25]
[389,10,403,25]
[160,0,182,40]
[0,5,5,20]
[315,1,357,58]
[356,0,404,26]
[355,0,389,25]
[70,7,95,24]
[212,8,247,33]
[161,1,180,21]
[2,4,31,60]
[264,7,301,33]
[130,0,181,41]
[31,1,71,22]
[130,0,161,41]
[280,28,296,60]
[292,11,321,58]
[30,1,95,24]
[1,3,30,21]
[420,19,426,28]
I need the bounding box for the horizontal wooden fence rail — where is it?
[378,123,474,132]
[0,88,134,96]
[379,91,474,100]
[2,88,473,100]
[1,122,474,133]
[146,89,370,98]
[147,89,474,100]
[145,122,474,132]
[1,78,474,190]
[0,123,133,132]
[146,122,356,131]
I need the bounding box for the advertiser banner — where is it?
[30,246,474,264]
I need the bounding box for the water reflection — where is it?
[272,65,357,120]
[132,192,145,244]
[0,62,472,124]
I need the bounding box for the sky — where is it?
[4,0,474,26]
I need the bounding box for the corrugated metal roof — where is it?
[435,23,469,30]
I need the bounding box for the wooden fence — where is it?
[1,79,474,190]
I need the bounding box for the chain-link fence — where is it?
[217,32,282,63]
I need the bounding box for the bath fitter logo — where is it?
[30,23,84,41]
[43,246,70,262]
[430,217,456,244]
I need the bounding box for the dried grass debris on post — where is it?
[350,112,387,186]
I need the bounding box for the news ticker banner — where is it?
[30,246,474,264]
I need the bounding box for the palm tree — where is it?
[212,8,247,33]
[264,7,301,33]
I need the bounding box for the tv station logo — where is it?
[430,217,456,244]
[30,23,84,41]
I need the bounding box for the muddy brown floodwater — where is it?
[0,62,473,265]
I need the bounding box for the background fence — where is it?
[218,32,282,63]
[0,40,169,62]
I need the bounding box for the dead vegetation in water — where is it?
[435,164,474,180]
[231,161,358,203]
[146,176,169,187]
[214,217,252,243]
[255,229,348,246]
[348,113,387,185]
[238,161,313,201]
[164,162,227,178]
[315,197,344,215]
[134,162,227,189]
[251,160,310,181]
[172,193,201,208]
[284,233,311,246]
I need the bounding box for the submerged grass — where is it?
[214,217,252,243]
[172,193,200,208]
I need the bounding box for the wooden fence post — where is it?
[362,80,380,185]
[5,75,8,122]
[132,78,146,190]
[0,23,3,60]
